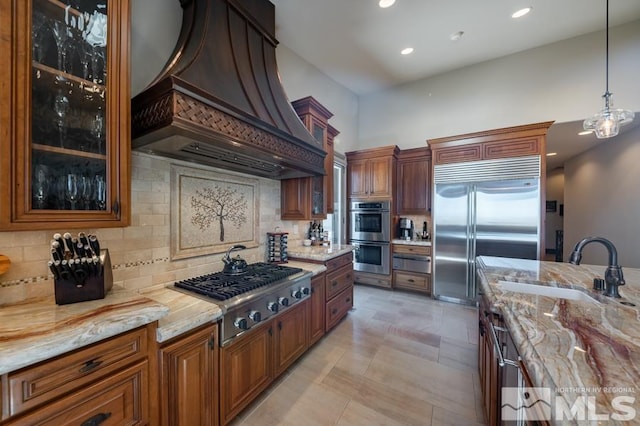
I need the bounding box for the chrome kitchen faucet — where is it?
[569,236,625,298]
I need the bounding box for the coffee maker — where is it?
[399,218,414,240]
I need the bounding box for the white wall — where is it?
[564,125,640,268]
[358,21,640,152]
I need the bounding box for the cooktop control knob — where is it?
[248,310,261,322]
[292,289,302,299]
[278,297,289,307]
[267,302,279,313]
[234,318,248,330]
[302,287,310,295]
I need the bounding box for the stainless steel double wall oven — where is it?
[350,200,391,275]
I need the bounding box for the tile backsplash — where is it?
[0,152,304,305]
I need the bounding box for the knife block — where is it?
[54,249,114,305]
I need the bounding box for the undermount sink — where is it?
[495,280,600,304]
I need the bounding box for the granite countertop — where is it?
[477,256,640,423]
[391,238,432,246]
[0,259,332,374]
[0,288,169,375]
[287,243,353,262]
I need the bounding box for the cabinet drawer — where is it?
[326,287,353,331]
[393,244,431,256]
[325,252,353,271]
[393,271,431,293]
[8,327,148,416]
[326,264,354,301]
[6,360,148,425]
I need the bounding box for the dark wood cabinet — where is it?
[346,146,398,199]
[220,322,273,425]
[309,273,326,346]
[428,121,553,165]
[274,301,308,376]
[220,300,309,424]
[396,147,432,214]
[3,324,154,424]
[281,97,338,220]
[158,323,219,426]
[0,0,131,230]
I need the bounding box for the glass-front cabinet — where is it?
[0,0,130,230]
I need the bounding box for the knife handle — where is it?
[88,235,100,256]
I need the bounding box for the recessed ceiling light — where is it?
[578,130,594,136]
[450,31,464,41]
[546,152,557,157]
[401,47,414,55]
[512,7,532,18]
[379,0,395,8]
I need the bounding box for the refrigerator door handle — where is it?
[467,185,477,299]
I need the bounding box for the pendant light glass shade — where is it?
[583,0,634,139]
[584,91,635,139]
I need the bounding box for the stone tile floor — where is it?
[230,284,485,425]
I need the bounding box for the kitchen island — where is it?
[477,256,640,424]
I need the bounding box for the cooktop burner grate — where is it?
[175,262,303,301]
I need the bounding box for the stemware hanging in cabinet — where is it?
[0,0,131,230]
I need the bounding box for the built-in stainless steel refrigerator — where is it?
[432,156,541,304]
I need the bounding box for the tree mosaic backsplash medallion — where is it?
[170,164,259,260]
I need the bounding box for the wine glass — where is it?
[79,173,94,209]
[94,174,106,210]
[66,173,79,210]
[32,164,49,209]
[54,92,70,148]
[90,45,105,84]
[51,20,70,72]
[32,10,50,63]
[92,110,105,154]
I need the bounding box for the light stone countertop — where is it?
[0,287,169,375]
[391,238,432,246]
[0,259,332,374]
[476,256,640,423]
[287,244,354,262]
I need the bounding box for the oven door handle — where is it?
[487,322,519,368]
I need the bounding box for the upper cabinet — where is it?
[281,97,337,220]
[428,121,554,165]
[396,147,432,215]
[0,0,131,230]
[346,145,399,200]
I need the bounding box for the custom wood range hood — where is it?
[131,0,326,179]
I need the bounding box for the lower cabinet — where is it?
[158,323,219,426]
[393,270,431,293]
[323,253,354,331]
[308,273,326,346]
[391,243,431,294]
[220,300,308,425]
[2,324,155,425]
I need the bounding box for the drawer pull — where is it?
[408,279,415,283]
[332,308,338,315]
[81,412,111,426]
[332,281,338,287]
[79,359,103,374]
[346,298,351,303]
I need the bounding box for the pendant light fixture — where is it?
[583,0,634,139]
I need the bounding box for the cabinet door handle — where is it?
[81,412,111,426]
[278,322,282,331]
[112,200,120,215]
[268,328,273,336]
[208,336,215,350]
[79,359,103,374]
